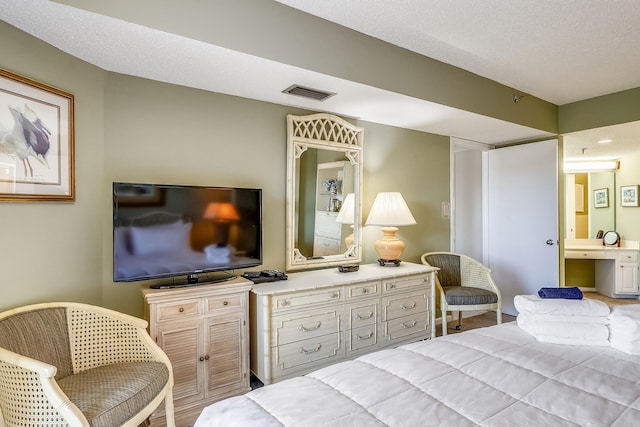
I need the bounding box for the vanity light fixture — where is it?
[365,192,416,266]
[563,160,620,173]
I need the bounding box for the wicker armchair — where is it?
[0,302,175,427]
[421,252,502,336]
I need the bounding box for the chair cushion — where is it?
[0,308,73,379]
[57,361,169,427]
[443,286,498,306]
[424,254,461,287]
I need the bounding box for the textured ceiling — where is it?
[1,0,639,154]
[276,0,640,105]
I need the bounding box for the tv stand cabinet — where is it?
[141,277,252,427]
[250,262,437,385]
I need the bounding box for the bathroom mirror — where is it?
[565,171,615,239]
[285,113,364,271]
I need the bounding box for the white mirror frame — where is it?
[285,113,364,271]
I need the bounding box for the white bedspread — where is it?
[195,323,640,427]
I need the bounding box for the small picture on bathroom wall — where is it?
[593,188,608,208]
[620,185,639,207]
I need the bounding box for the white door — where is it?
[486,139,559,315]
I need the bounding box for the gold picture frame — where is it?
[0,68,75,202]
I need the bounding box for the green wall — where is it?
[0,21,450,317]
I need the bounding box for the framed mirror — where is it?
[285,113,364,271]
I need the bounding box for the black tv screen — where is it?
[113,182,262,283]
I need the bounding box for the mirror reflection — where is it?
[565,172,615,239]
[295,148,355,258]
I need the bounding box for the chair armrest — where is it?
[0,348,89,427]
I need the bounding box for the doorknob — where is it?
[546,239,556,246]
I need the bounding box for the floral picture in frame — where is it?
[621,185,639,207]
[593,188,609,208]
[0,68,74,201]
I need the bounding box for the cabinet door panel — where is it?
[207,311,246,391]
[157,320,203,404]
[617,262,639,294]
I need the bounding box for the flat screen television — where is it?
[113,182,262,285]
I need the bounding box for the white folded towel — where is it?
[517,313,610,342]
[522,313,609,325]
[514,294,610,317]
[608,304,640,331]
[609,305,640,355]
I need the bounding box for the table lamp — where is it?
[203,202,240,246]
[335,193,355,247]
[365,192,416,266]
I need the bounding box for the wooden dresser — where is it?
[250,262,437,385]
[141,277,252,427]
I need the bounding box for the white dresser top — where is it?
[251,262,437,296]
[565,238,640,251]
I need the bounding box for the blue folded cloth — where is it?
[537,287,583,300]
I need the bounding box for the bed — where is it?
[194,322,640,427]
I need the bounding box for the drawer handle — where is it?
[401,302,417,310]
[279,300,290,307]
[299,344,322,354]
[356,331,374,341]
[355,311,374,320]
[330,291,340,299]
[179,307,184,313]
[401,320,418,329]
[199,355,210,362]
[298,321,321,332]
[223,301,229,306]
[387,284,395,290]
[360,288,368,294]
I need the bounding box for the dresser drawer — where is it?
[346,301,378,328]
[565,250,608,259]
[346,281,380,299]
[347,324,378,353]
[384,312,429,341]
[156,299,201,322]
[382,291,429,321]
[274,333,343,372]
[618,251,639,263]
[383,274,430,293]
[315,212,341,238]
[273,288,343,312]
[272,309,342,346]
[313,236,341,256]
[207,293,243,312]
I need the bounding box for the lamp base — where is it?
[373,226,406,262]
[377,258,401,267]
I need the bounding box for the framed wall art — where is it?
[593,188,609,208]
[0,68,74,202]
[620,185,639,207]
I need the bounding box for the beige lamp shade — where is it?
[335,193,355,224]
[365,192,416,226]
[336,193,355,247]
[365,192,416,264]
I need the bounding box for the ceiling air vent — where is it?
[282,84,336,101]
